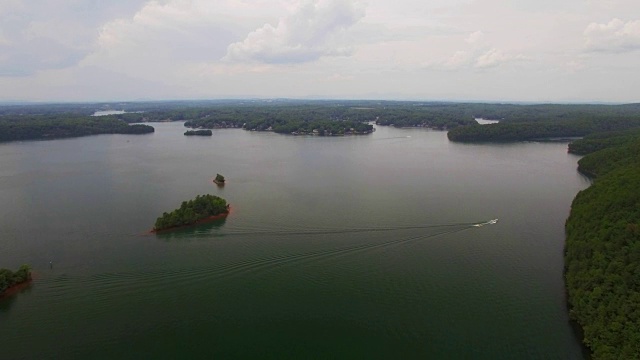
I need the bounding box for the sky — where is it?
[0,0,639,103]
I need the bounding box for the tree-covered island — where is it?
[213,174,225,185]
[0,265,32,297]
[184,129,212,136]
[153,194,229,232]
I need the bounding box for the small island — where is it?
[184,130,212,136]
[213,173,225,185]
[0,265,32,297]
[153,194,229,232]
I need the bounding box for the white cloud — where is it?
[584,18,640,53]
[0,0,149,76]
[465,30,484,44]
[474,48,525,68]
[423,47,525,71]
[80,0,265,83]
[224,0,365,64]
[2,0,640,102]
[444,51,472,69]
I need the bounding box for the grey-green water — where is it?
[0,123,589,359]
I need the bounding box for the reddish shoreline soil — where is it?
[0,279,33,299]
[149,207,231,234]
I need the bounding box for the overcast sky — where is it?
[0,0,639,102]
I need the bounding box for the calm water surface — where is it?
[0,123,589,359]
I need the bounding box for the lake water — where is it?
[92,110,127,116]
[0,123,589,359]
[475,118,500,125]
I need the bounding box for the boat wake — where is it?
[207,221,480,238]
[472,219,498,227]
[43,218,500,306]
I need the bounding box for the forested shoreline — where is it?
[0,115,154,142]
[447,117,640,142]
[564,131,640,359]
[5,101,640,143]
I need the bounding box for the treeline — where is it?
[568,128,640,156]
[121,103,382,126]
[0,265,32,295]
[5,101,640,142]
[177,105,377,135]
[184,130,212,136]
[565,131,640,359]
[176,104,381,132]
[0,115,154,142]
[447,117,640,142]
[372,103,484,129]
[270,120,373,135]
[122,102,479,132]
[0,99,246,116]
[154,194,229,231]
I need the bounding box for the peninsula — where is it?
[0,265,32,297]
[0,115,154,142]
[153,194,229,232]
[563,130,640,359]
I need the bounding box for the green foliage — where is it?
[170,102,480,134]
[154,194,228,231]
[448,117,640,142]
[568,128,640,155]
[0,115,154,142]
[445,103,640,142]
[184,129,212,136]
[178,104,378,135]
[124,124,155,135]
[0,264,32,294]
[565,133,640,359]
[577,140,640,178]
[215,174,225,183]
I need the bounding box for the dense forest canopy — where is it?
[447,118,640,142]
[184,129,212,136]
[447,104,640,142]
[0,115,154,142]
[568,128,640,156]
[154,194,229,231]
[565,131,640,359]
[173,103,478,131]
[111,101,640,136]
[0,265,32,295]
